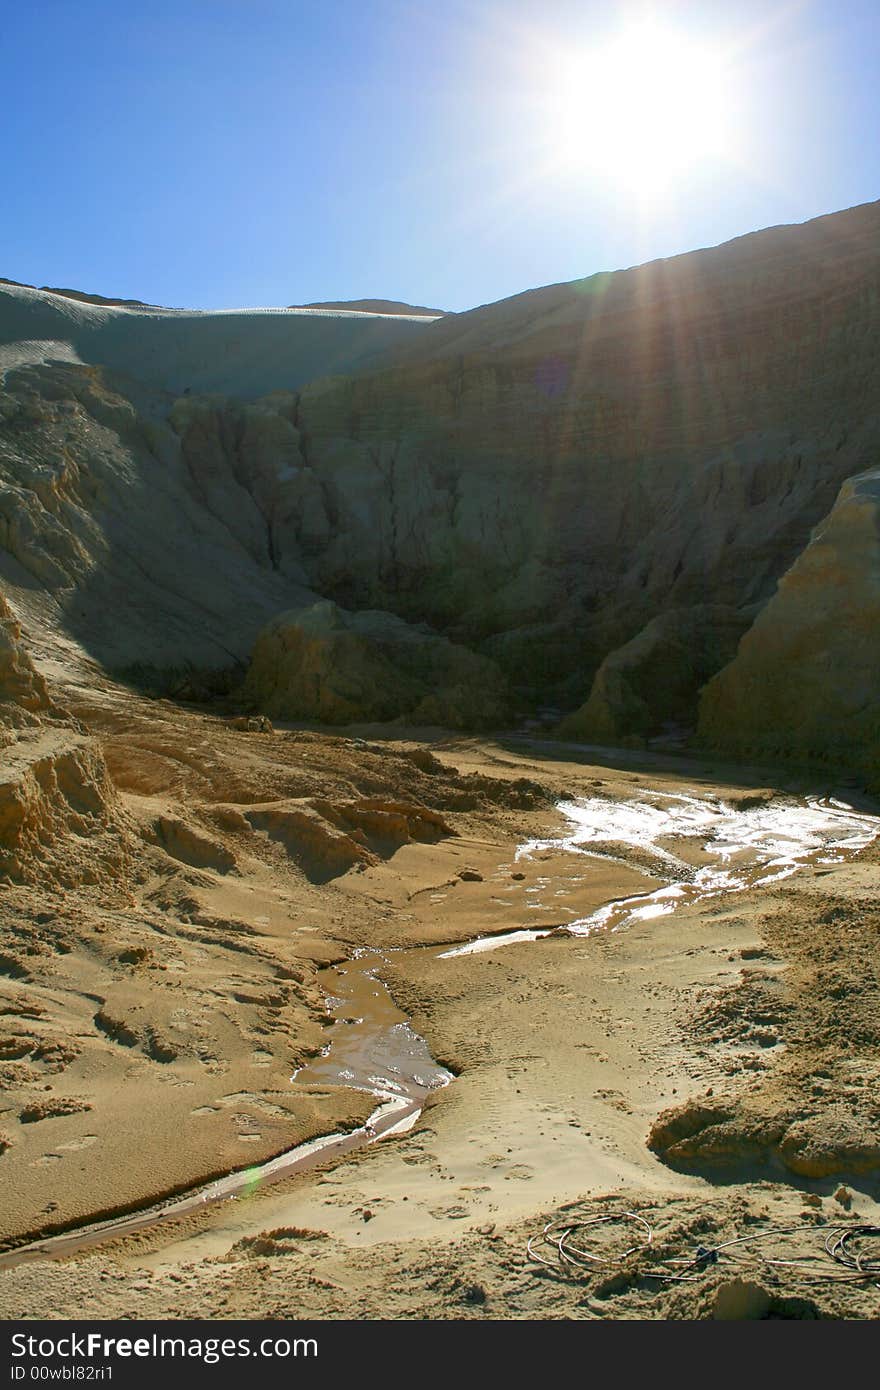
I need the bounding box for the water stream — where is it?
[292,948,453,1103]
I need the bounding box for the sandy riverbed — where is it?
[2,697,879,1319]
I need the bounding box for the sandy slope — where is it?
[0,282,434,398]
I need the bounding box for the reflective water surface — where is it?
[442,791,880,957]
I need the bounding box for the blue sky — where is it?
[3,1,878,311]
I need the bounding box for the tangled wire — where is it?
[526,1210,880,1285]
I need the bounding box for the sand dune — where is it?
[0,282,435,398]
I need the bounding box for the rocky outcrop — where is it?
[0,595,129,887]
[698,467,880,785]
[239,599,510,727]
[0,729,127,887]
[559,605,752,743]
[0,594,52,727]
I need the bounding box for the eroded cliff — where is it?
[2,200,880,769]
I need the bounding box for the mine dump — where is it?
[2,197,880,1323]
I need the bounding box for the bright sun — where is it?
[550,22,732,193]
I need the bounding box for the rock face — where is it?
[2,200,880,754]
[699,467,880,785]
[267,201,880,725]
[240,599,510,727]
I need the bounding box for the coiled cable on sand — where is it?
[825,1225,880,1276]
[526,1210,880,1285]
[527,1212,653,1270]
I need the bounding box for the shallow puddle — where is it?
[293,950,452,1101]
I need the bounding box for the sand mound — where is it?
[240,599,510,727]
[240,795,456,882]
[145,814,238,873]
[292,298,445,317]
[648,1094,880,1179]
[648,882,880,1183]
